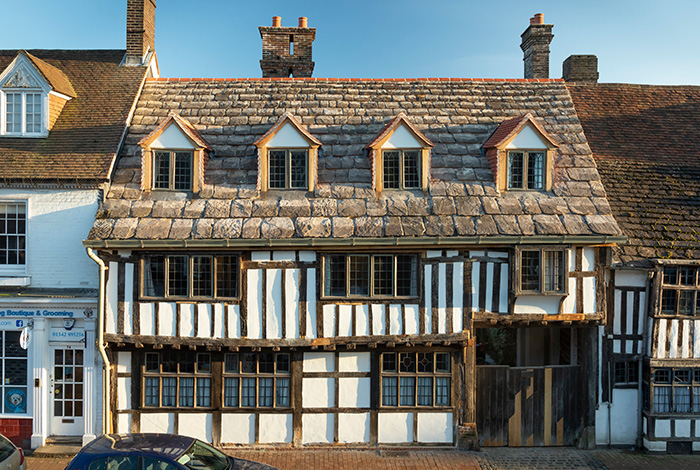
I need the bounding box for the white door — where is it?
[50,346,84,436]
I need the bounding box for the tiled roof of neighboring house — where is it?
[88,78,621,243]
[0,50,147,184]
[569,83,700,263]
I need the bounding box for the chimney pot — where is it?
[533,13,544,24]
[272,16,281,27]
[298,17,308,28]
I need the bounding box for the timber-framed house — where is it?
[84,12,622,448]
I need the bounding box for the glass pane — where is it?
[143,457,180,470]
[180,352,195,373]
[161,351,178,373]
[383,151,400,189]
[373,255,394,296]
[197,378,211,407]
[192,256,213,297]
[65,384,73,399]
[349,255,370,296]
[400,377,415,406]
[145,378,159,406]
[173,152,193,191]
[143,255,166,297]
[290,150,307,188]
[679,291,695,316]
[54,399,62,417]
[435,353,450,373]
[508,152,524,189]
[162,378,176,407]
[417,353,433,373]
[436,377,450,406]
[196,354,211,373]
[224,354,239,373]
[663,267,679,285]
[268,150,286,189]
[65,350,74,365]
[145,353,159,372]
[680,267,696,286]
[382,353,397,372]
[4,387,26,413]
[179,378,194,407]
[694,387,700,413]
[75,350,84,366]
[382,377,397,406]
[614,362,627,384]
[276,354,290,373]
[399,353,415,373]
[544,251,564,292]
[259,353,274,374]
[527,152,544,190]
[674,386,691,413]
[216,255,238,298]
[65,401,73,417]
[75,384,83,399]
[675,370,691,383]
[520,251,540,291]
[259,377,273,407]
[396,255,418,297]
[168,256,188,297]
[5,94,21,133]
[276,377,290,407]
[241,353,256,374]
[417,377,433,406]
[55,349,63,365]
[653,386,671,412]
[153,151,171,189]
[325,255,346,297]
[224,377,239,407]
[5,331,26,358]
[402,150,420,188]
[25,93,42,133]
[661,290,678,315]
[74,401,83,417]
[5,359,26,385]
[241,377,256,407]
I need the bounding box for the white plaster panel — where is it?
[117,413,131,434]
[513,296,560,315]
[323,304,336,338]
[303,378,334,408]
[339,377,370,408]
[682,320,691,358]
[445,250,459,257]
[339,352,371,372]
[616,270,648,287]
[372,304,386,335]
[178,413,213,443]
[471,250,486,257]
[424,265,432,330]
[562,277,576,314]
[582,247,595,271]
[638,292,646,336]
[453,263,463,332]
[197,304,211,338]
[505,124,547,149]
[140,413,174,434]
[426,250,441,258]
[405,304,419,335]
[655,419,671,438]
[499,263,509,315]
[299,251,316,262]
[669,320,679,359]
[247,269,263,339]
[306,268,317,338]
[124,263,134,335]
[613,290,622,335]
[117,377,130,410]
[417,413,453,443]
[259,414,293,443]
[106,261,118,334]
[613,339,621,354]
[470,262,479,312]
[303,352,335,372]
[568,248,577,271]
[158,302,176,337]
[116,352,131,373]
[389,304,402,335]
[383,124,423,149]
[180,303,195,337]
[266,269,283,339]
[338,413,370,443]
[302,413,334,444]
[355,305,369,336]
[657,318,667,358]
[268,123,310,147]
[251,251,270,261]
[643,438,667,452]
[213,303,225,339]
[694,441,700,452]
[602,389,638,445]
[378,412,413,443]
[150,123,196,149]
[694,320,700,358]
[221,413,254,444]
[338,304,352,336]
[488,251,508,259]
[484,262,494,313]
[438,263,447,331]
[140,303,155,336]
[583,277,595,314]
[285,269,300,339]
[676,419,691,438]
[228,304,241,338]
[272,251,295,261]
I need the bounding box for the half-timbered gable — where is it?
[570,83,700,451]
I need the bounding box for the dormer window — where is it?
[254,113,321,191]
[138,112,211,193]
[367,113,433,194]
[483,113,559,192]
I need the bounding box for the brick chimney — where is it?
[563,55,599,82]
[259,16,316,78]
[126,0,156,66]
[520,13,554,79]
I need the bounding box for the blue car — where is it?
[64,434,277,470]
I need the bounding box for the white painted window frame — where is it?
[0,199,29,280]
[0,56,51,138]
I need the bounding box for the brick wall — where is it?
[520,23,553,79]
[562,55,599,82]
[259,24,316,77]
[0,418,32,449]
[126,0,156,60]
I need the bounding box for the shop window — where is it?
[515,247,567,295]
[223,352,291,408]
[322,254,419,298]
[650,368,700,414]
[380,352,451,407]
[660,266,700,316]
[141,254,239,300]
[0,331,27,414]
[143,352,212,408]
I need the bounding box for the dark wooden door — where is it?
[476,365,582,447]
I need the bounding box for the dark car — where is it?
[65,434,277,470]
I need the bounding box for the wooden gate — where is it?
[476,365,582,447]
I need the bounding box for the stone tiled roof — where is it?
[569,83,700,263]
[0,50,148,184]
[89,78,621,243]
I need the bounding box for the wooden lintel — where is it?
[206,345,221,352]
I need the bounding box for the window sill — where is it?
[0,133,48,139]
[0,276,30,287]
[514,291,567,297]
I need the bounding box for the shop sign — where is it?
[0,308,94,319]
[49,328,86,342]
[0,319,27,330]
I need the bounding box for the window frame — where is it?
[647,367,700,416]
[151,149,194,191]
[379,351,452,409]
[0,90,48,138]
[381,149,422,191]
[658,265,700,317]
[222,352,291,409]
[139,253,240,301]
[506,150,546,191]
[266,147,309,190]
[514,246,568,295]
[0,200,28,278]
[321,253,421,299]
[142,351,213,409]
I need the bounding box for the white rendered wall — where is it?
[0,189,99,288]
[595,388,639,445]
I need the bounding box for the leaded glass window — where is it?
[223,352,291,408]
[382,150,421,190]
[660,266,700,316]
[268,149,308,189]
[152,150,193,191]
[381,352,451,408]
[323,254,419,298]
[507,151,546,190]
[142,254,239,299]
[517,248,566,294]
[142,352,211,408]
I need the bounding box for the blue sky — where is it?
[2,0,699,84]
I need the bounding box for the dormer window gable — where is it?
[138,112,212,193]
[254,113,321,191]
[367,113,434,194]
[0,51,76,138]
[482,113,559,192]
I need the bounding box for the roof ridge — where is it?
[147,77,566,83]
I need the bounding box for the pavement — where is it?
[24,447,700,470]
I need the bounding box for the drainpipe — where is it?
[87,247,110,435]
[638,270,653,449]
